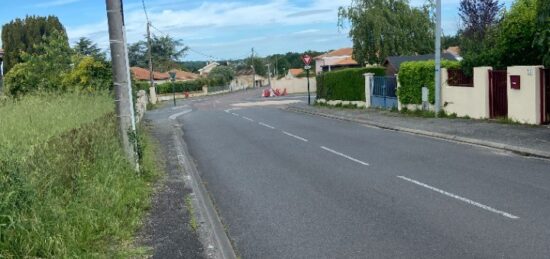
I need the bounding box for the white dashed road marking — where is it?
[282,131,308,142]
[242,116,254,122]
[169,109,192,120]
[397,176,519,219]
[259,122,275,129]
[231,113,240,117]
[320,146,370,166]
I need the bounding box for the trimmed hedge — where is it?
[397,60,460,104]
[316,67,385,101]
[156,80,204,94]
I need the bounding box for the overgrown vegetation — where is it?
[0,93,159,257]
[397,60,461,105]
[316,67,385,101]
[155,80,205,94]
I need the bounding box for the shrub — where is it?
[62,56,112,92]
[316,67,385,101]
[397,60,461,105]
[156,79,205,94]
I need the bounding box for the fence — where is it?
[447,69,473,87]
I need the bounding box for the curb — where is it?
[172,124,237,259]
[285,106,550,160]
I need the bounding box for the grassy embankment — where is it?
[0,92,160,257]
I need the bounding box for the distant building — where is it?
[313,48,360,74]
[231,68,267,89]
[198,61,220,76]
[383,53,460,76]
[130,67,199,84]
[286,68,304,79]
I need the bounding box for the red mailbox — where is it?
[510,75,521,89]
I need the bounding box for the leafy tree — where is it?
[442,34,461,49]
[1,15,66,74]
[4,30,72,96]
[128,35,189,72]
[207,66,235,86]
[458,0,503,42]
[246,57,267,77]
[62,56,112,92]
[534,0,550,66]
[338,0,434,65]
[73,37,105,61]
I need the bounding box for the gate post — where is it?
[364,73,374,108]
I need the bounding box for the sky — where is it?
[0,0,514,61]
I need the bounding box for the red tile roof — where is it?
[130,67,170,81]
[289,68,304,76]
[333,57,358,66]
[314,48,353,60]
[169,69,200,80]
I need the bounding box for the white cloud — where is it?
[35,0,82,8]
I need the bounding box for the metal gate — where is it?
[542,68,550,124]
[371,76,397,109]
[489,70,508,118]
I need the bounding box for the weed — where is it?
[185,195,199,233]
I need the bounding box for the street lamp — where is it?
[169,71,176,106]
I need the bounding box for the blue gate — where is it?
[371,76,398,109]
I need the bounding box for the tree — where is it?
[246,57,267,77]
[62,56,112,92]
[458,0,503,42]
[534,0,550,66]
[4,30,72,96]
[338,0,434,65]
[128,35,189,71]
[73,37,105,61]
[207,66,235,86]
[1,15,66,74]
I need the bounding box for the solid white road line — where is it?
[396,176,519,220]
[242,116,254,122]
[320,146,370,166]
[282,131,308,142]
[169,109,192,120]
[259,122,275,129]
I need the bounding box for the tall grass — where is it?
[0,92,159,257]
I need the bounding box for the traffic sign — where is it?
[302,54,312,66]
[304,65,311,70]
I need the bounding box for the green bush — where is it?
[156,79,205,94]
[397,60,460,105]
[316,67,385,101]
[0,93,158,257]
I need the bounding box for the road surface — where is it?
[164,89,550,258]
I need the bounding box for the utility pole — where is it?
[146,21,156,104]
[266,63,272,88]
[106,0,138,169]
[251,48,256,88]
[434,0,442,117]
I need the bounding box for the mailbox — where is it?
[510,75,521,89]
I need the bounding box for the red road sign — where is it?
[302,54,312,66]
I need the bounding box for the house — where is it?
[444,46,462,61]
[198,61,220,76]
[168,69,200,81]
[313,48,360,74]
[286,68,304,79]
[383,53,460,76]
[130,67,169,83]
[230,68,267,89]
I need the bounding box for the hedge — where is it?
[316,67,385,101]
[156,80,204,94]
[397,60,461,105]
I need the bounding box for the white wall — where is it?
[441,67,491,119]
[271,77,316,94]
[507,66,544,124]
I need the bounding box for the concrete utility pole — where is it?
[146,21,156,104]
[434,0,442,116]
[251,48,256,88]
[106,0,138,168]
[266,63,272,88]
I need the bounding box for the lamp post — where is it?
[169,71,176,106]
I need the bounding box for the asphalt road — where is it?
[169,90,550,258]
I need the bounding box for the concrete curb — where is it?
[285,106,550,160]
[172,124,237,259]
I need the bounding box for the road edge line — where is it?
[172,125,237,259]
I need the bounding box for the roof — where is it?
[288,68,304,76]
[130,67,169,81]
[383,53,459,72]
[236,68,255,76]
[332,57,358,66]
[445,46,460,56]
[314,48,353,60]
[169,69,200,80]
